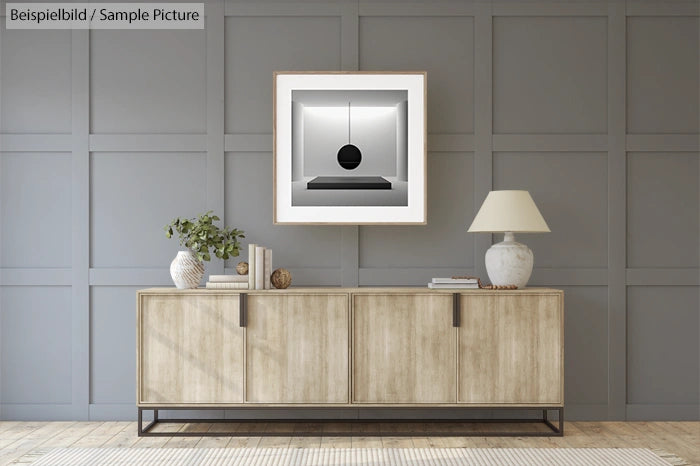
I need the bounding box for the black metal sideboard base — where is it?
[137,407,563,437]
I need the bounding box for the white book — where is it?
[432,277,478,284]
[428,282,479,289]
[264,249,272,290]
[206,282,249,289]
[209,274,248,283]
[255,246,265,290]
[248,244,256,290]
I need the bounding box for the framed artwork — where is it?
[273,71,427,224]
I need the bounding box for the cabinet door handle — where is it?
[239,293,247,327]
[453,293,460,327]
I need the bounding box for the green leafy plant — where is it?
[165,211,245,262]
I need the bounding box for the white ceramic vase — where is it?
[170,250,204,289]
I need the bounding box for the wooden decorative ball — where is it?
[270,268,292,289]
[236,262,249,275]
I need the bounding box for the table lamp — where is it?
[468,190,550,288]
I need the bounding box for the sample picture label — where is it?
[6,3,204,29]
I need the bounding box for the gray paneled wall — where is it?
[0,0,698,422]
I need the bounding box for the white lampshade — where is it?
[468,190,550,233]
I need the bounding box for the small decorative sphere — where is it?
[236,262,249,275]
[270,268,292,289]
[337,144,362,170]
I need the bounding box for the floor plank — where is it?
[195,425,232,449]
[380,436,414,448]
[0,423,44,449]
[100,422,139,448]
[628,421,700,465]
[72,422,130,448]
[320,423,352,448]
[288,427,322,449]
[350,436,382,448]
[226,423,264,448]
[38,422,104,448]
[0,422,75,465]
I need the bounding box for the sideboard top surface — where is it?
[138,287,563,295]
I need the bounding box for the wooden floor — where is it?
[0,421,697,465]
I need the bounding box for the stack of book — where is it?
[205,244,274,289]
[427,277,479,289]
[205,275,249,289]
[247,243,273,290]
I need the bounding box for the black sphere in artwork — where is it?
[337,144,362,170]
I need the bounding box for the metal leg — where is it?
[559,407,565,435]
[542,407,564,437]
[137,408,158,437]
[136,406,566,437]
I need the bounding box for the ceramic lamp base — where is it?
[484,232,534,288]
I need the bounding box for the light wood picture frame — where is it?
[273,71,427,225]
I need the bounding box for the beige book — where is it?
[205,282,249,289]
[248,244,256,290]
[208,275,248,283]
[255,246,265,290]
[264,249,272,289]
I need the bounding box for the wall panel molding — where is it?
[89,134,206,152]
[0,268,72,286]
[565,403,610,421]
[224,134,272,152]
[225,2,346,16]
[428,134,475,152]
[341,2,359,71]
[492,134,608,152]
[0,404,75,421]
[359,2,475,16]
[473,2,493,281]
[530,268,609,286]
[626,404,700,421]
[206,0,226,277]
[0,135,72,152]
[88,403,135,421]
[607,0,628,421]
[626,268,700,286]
[89,268,172,286]
[626,134,700,152]
[625,1,700,16]
[492,1,608,16]
[70,29,91,421]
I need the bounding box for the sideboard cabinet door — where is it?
[458,293,563,404]
[138,294,244,404]
[245,293,349,403]
[352,294,456,403]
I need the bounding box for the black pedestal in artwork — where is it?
[306,176,392,190]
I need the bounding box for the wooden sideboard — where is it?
[136,287,564,436]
